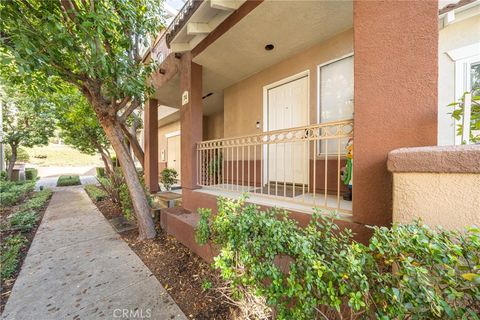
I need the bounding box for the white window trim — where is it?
[165,130,180,138]
[453,54,480,144]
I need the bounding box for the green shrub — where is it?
[96,167,105,178]
[0,171,6,181]
[21,189,52,211]
[1,234,27,280]
[98,168,149,220]
[56,175,81,187]
[84,184,107,202]
[9,210,38,232]
[160,168,178,191]
[0,180,35,207]
[196,196,480,320]
[25,168,38,180]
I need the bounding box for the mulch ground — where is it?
[0,193,51,313]
[90,195,238,320]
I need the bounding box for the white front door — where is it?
[167,135,181,180]
[266,75,309,185]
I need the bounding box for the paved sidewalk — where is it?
[2,188,186,320]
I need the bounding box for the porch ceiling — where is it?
[193,0,353,88]
[152,0,353,122]
[152,72,224,119]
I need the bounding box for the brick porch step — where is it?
[160,207,216,262]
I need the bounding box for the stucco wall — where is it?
[438,15,480,146]
[353,1,438,227]
[393,172,480,230]
[203,111,224,140]
[388,145,480,231]
[223,28,353,138]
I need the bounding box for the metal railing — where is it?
[147,0,197,64]
[197,120,354,214]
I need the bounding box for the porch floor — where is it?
[195,184,353,220]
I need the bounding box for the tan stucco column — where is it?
[180,52,203,191]
[144,98,159,193]
[353,0,438,226]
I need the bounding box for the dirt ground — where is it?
[90,195,238,320]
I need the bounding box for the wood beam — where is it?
[187,22,212,35]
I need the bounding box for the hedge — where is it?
[25,168,38,180]
[196,196,480,320]
[56,175,81,187]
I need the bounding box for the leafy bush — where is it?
[0,234,27,280]
[56,175,81,187]
[98,169,149,220]
[98,170,123,204]
[84,184,107,202]
[0,171,6,181]
[96,167,105,178]
[21,189,52,211]
[450,91,480,144]
[160,168,178,191]
[9,210,38,232]
[0,180,36,207]
[196,197,480,320]
[25,168,38,180]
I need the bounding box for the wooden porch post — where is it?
[144,98,159,193]
[180,52,203,191]
[352,0,438,226]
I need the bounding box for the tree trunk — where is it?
[121,124,144,168]
[98,147,113,176]
[101,119,156,239]
[7,144,17,181]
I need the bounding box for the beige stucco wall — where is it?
[203,111,224,140]
[223,28,353,138]
[438,14,480,146]
[393,172,480,230]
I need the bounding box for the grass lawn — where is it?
[57,175,81,187]
[26,144,103,167]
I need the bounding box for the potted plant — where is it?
[160,168,178,191]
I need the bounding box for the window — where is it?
[317,54,354,155]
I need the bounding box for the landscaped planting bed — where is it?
[85,185,237,319]
[0,186,53,313]
[56,175,81,187]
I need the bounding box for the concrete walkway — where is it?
[2,188,186,320]
[35,175,98,191]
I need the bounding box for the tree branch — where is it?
[115,96,131,112]
[119,99,140,123]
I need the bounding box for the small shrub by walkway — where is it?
[0,180,36,208]
[56,175,81,187]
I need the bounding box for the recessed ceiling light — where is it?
[265,44,274,51]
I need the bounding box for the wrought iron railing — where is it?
[197,120,354,213]
[148,0,198,64]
